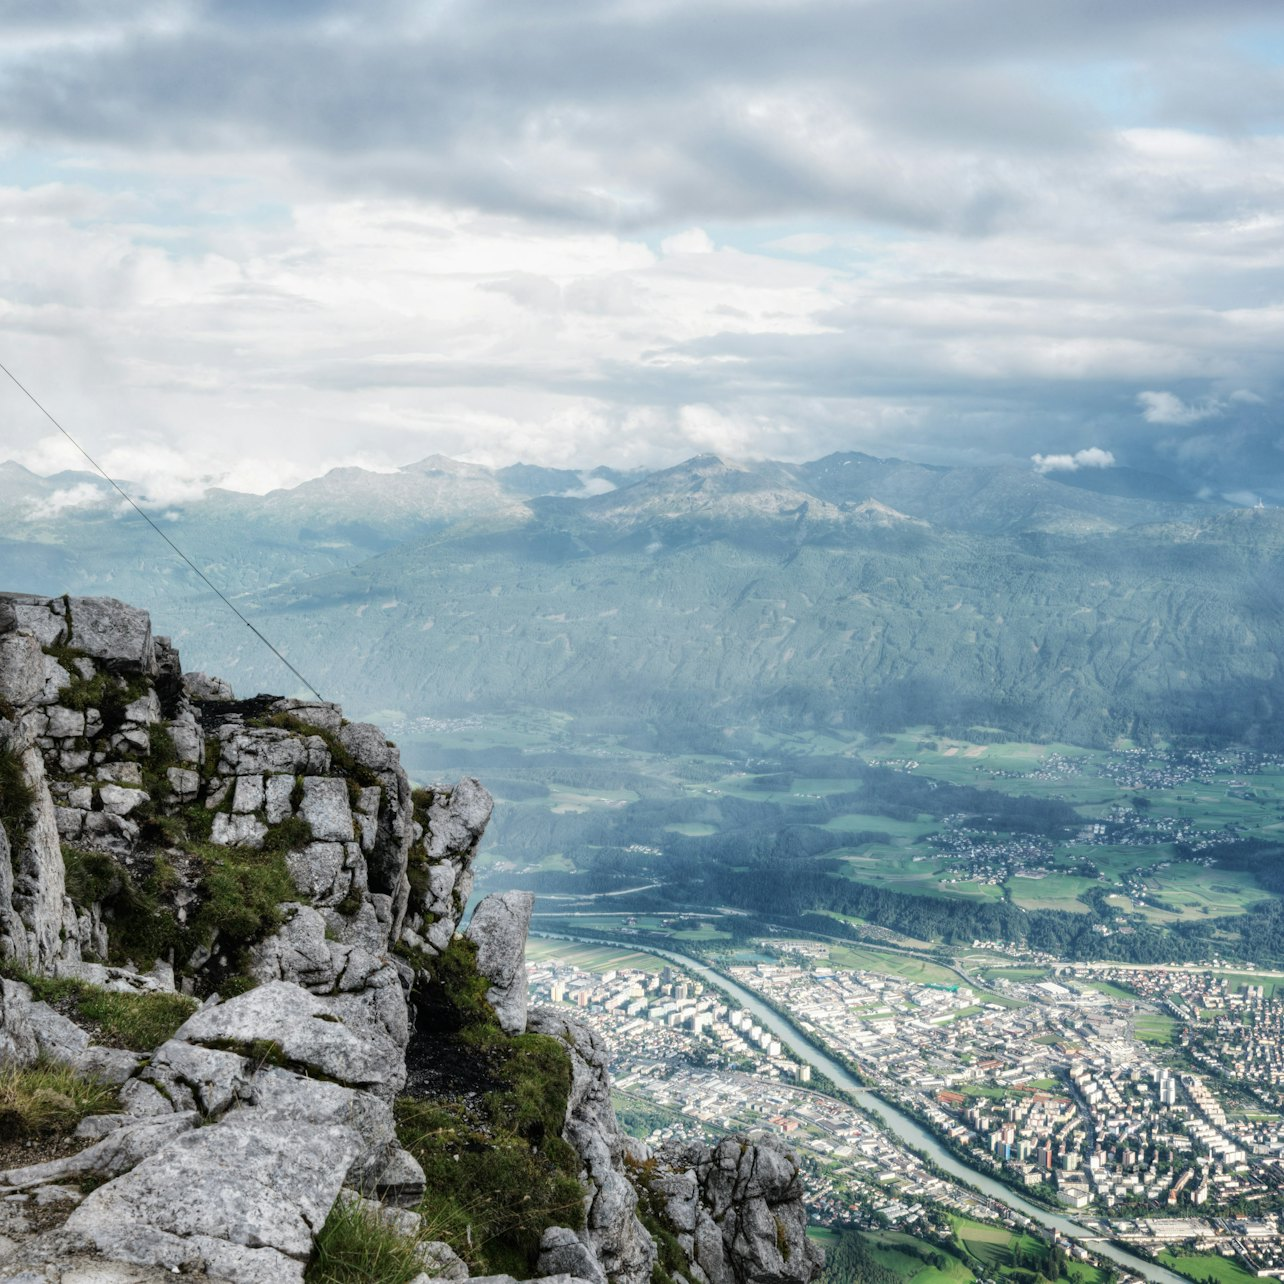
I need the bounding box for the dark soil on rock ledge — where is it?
[403,1030,503,1100]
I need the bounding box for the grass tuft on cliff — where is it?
[306,1197,435,1284]
[63,833,297,991]
[0,1059,119,1140]
[0,745,35,856]
[2,965,197,1051]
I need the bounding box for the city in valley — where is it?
[528,937,1284,1284]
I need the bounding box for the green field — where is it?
[536,913,737,947]
[866,1230,976,1284]
[1006,873,1096,913]
[823,943,960,985]
[526,938,667,973]
[950,1217,1051,1274]
[1135,1014,1179,1045]
[457,712,1284,962]
[977,966,1051,984]
[1159,1251,1260,1284]
[1212,971,1284,998]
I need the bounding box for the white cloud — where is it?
[1031,447,1117,474]
[559,475,618,498]
[1222,489,1261,507]
[25,481,109,520]
[1137,390,1224,425]
[0,5,1283,495]
[660,228,714,256]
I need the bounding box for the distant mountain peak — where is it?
[848,498,926,526]
[398,454,493,478]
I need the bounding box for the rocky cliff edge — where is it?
[0,593,822,1284]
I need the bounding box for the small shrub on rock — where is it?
[0,1060,119,1140]
[306,1196,432,1284]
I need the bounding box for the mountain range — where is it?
[2,451,1279,748]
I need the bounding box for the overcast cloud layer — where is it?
[1,0,1283,501]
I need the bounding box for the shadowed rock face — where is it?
[0,592,822,1284]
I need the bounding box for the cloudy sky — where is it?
[1,0,1283,501]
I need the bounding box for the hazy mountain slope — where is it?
[798,453,1213,533]
[134,497,1284,749]
[1,450,1274,747]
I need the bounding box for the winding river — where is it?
[534,933,1186,1284]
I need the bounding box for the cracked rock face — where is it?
[647,1138,823,1284]
[401,777,492,956]
[527,1006,657,1284]
[173,979,406,1100]
[0,596,490,1030]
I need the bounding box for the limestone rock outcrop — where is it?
[0,593,494,1055]
[642,1138,824,1284]
[467,889,535,1035]
[527,1006,658,1284]
[0,592,821,1284]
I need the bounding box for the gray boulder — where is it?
[298,777,354,842]
[139,1040,252,1117]
[465,891,534,1036]
[172,980,405,1099]
[24,999,89,1064]
[284,840,349,902]
[538,1226,608,1284]
[63,1113,360,1284]
[65,597,156,676]
[653,1137,823,1284]
[73,1044,144,1086]
[415,1238,471,1281]
[0,978,39,1065]
[0,633,46,708]
[527,1007,655,1284]
[182,671,234,702]
[337,721,396,772]
[0,1113,198,1189]
[0,596,68,648]
[0,747,67,972]
[248,1065,397,1188]
[402,777,493,952]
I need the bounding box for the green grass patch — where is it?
[395,1036,583,1276]
[306,1195,435,1284]
[824,943,958,985]
[396,937,583,1277]
[63,837,295,986]
[4,967,197,1050]
[976,967,1050,984]
[866,1231,976,1284]
[0,1059,120,1140]
[51,658,148,735]
[1135,1014,1179,1046]
[1158,1251,1260,1284]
